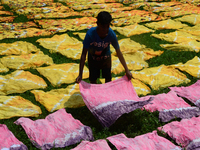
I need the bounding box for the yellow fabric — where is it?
[178,24,200,37]
[136,48,164,61]
[0,51,54,70]
[0,41,40,55]
[31,83,84,112]
[99,76,151,96]
[160,40,200,53]
[0,62,9,73]
[175,14,200,25]
[111,55,125,74]
[112,24,155,37]
[0,10,13,15]
[170,56,200,78]
[151,31,200,44]
[0,22,38,31]
[0,96,42,119]
[0,70,47,95]
[37,34,82,60]
[0,16,16,23]
[36,63,89,86]
[144,19,188,30]
[73,32,86,40]
[131,65,190,90]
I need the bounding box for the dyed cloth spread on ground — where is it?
[0,62,9,73]
[36,63,89,86]
[14,108,94,149]
[0,41,40,55]
[169,80,200,107]
[175,14,200,25]
[170,56,200,78]
[131,65,190,90]
[158,116,200,148]
[71,139,111,150]
[31,83,84,112]
[139,90,200,122]
[0,51,54,70]
[73,32,86,40]
[37,34,82,60]
[0,16,16,23]
[178,24,200,37]
[0,124,28,150]
[107,131,181,150]
[0,70,47,95]
[0,22,38,31]
[0,96,42,119]
[79,75,153,127]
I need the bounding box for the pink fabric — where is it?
[169,80,200,107]
[14,108,93,150]
[107,131,181,150]
[0,124,27,150]
[158,116,200,147]
[79,75,152,127]
[71,139,111,150]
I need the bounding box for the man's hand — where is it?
[126,70,132,80]
[76,75,82,83]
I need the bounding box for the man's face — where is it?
[97,22,110,35]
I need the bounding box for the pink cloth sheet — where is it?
[79,75,153,127]
[71,139,111,150]
[169,80,200,107]
[0,124,27,150]
[14,108,94,150]
[158,116,200,148]
[107,131,181,150]
[139,90,200,122]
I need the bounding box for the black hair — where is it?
[96,11,112,25]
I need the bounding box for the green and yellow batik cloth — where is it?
[112,24,155,37]
[0,96,42,119]
[37,34,82,60]
[131,65,190,90]
[178,24,200,37]
[0,70,47,95]
[151,31,200,43]
[175,14,200,25]
[170,56,200,78]
[0,22,38,31]
[0,51,54,70]
[0,41,40,55]
[160,40,200,53]
[36,63,89,86]
[31,83,85,112]
[0,16,16,23]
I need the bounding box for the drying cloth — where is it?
[36,63,89,86]
[79,75,153,127]
[112,24,155,37]
[0,10,13,15]
[73,32,86,40]
[99,76,151,96]
[144,19,188,30]
[178,24,200,37]
[139,90,200,122]
[0,96,42,119]
[0,51,54,70]
[151,31,200,44]
[107,131,181,150]
[0,62,9,73]
[160,40,200,53]
[169,80,200,107]
[14,108,94,149]
[170,56,200,78]
[31,83,84,112]
[0,16,16,23]
[0,70,47,95]
[175,14,200,25]
[158,116,200,148]
[0,124,28,150]
[0,41,40,55]
[37,34,82,60]
[0,22,38,31]
[131,65,190,90]
[71,139,111,150]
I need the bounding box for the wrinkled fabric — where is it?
[131,65,190,90]
[169,80,200,107]
[178,24,200,37]
[73,32,86,40]
[0,16,16,23]
[36,63,89,86]
[0,10,13,15]
[0,22,38,31]
[0,51,54,70]
[0,96,42,119]
[0,70,47,95]
[31,83,84,112]
[158,116,200,147]
[0,62,9,73]
[14,108,94,150]
[0,124,28,150]
[107,131,181,150]
[175,14,200,25]
[79,75,153,127]
[71,139,111,150]
[140,90,200,122]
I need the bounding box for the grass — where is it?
[0,0,199,149]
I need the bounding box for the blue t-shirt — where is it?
[83,27,119,60]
